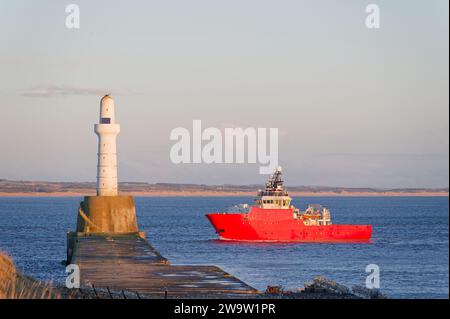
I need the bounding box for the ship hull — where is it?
[206,211,372,242]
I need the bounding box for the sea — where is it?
[0,196,448,298]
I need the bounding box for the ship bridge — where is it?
[255,166,292,209]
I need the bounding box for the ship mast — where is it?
[258,166,288,197]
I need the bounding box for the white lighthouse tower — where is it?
[94,95,120,196]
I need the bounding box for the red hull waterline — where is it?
[206,208,372,243]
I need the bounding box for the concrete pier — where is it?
[67,195,258,298]
[66,233,258,298]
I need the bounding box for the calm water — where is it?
[0,196,448,298]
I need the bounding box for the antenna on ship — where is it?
[260,166,286,196]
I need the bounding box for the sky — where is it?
[0,0,448,188]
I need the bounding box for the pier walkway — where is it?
[67,233,259,298]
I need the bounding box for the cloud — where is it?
[318,153,449,159]
[20,85,138,98]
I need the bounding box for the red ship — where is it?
[206,167,372,242]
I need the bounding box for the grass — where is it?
[0,251,60,299]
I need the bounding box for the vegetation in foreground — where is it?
[0,252,60,299]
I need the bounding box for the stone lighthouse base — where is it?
[76,196,139,233]
[66,195,145,264]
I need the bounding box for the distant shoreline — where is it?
[0,190,448,197]
[1,179,448,197]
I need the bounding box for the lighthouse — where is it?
[69,93,139,234]
[67,95,143,263]
[94,95,120,196]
